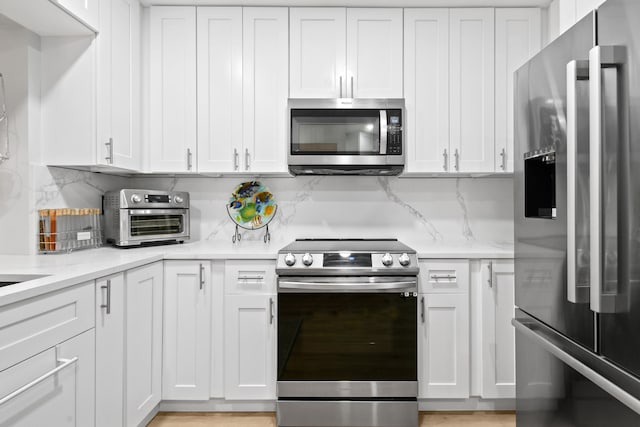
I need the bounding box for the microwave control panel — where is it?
[386,109,403,155]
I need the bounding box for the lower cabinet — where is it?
[418,293,470,399]
[163,261,211,400]
[480,260,516,398]
[0,329,95,427]
[95,262,163,427]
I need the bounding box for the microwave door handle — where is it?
[566,59,590,304]
[380,110,387,154]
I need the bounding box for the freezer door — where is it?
[514,12,595,350]
[514,310,640,426]
[594,0,640,379]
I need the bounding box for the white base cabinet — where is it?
[163,261,211,400]
[480,260,516,399]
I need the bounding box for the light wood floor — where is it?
[147,411,515,427]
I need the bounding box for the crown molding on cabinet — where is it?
[140,0,551,7]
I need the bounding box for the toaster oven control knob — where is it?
[174,195,184,204]
[382,253,394,267]
[399,253,411,267]
[302,253,314,266]
[284,253,296,266]
[131,194,142,204]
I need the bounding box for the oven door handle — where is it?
[127,209,188,215]
[278,279,417,292]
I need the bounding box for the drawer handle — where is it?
[238,275,264,281]
[430,274,456,281]
[0,356,78,406]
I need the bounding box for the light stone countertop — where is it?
[0,240,513,307]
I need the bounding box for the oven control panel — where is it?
[277,251,418,274]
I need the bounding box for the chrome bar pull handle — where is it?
[567,59,590,304]
[487,262,493,288]
[100,279,111,314]
[589,45,626,314]
[245,148,250,171]
[199,264,205,290]
[443,149,448,171]
[269,297,274,325]
[420,296,425,324]
[350,76,354,98]
[339,76,343,98]
[105,138,113,164]
[454,149,460,171]
[500,148,506,171]
[187,148,193,171]
[233,148,239,171]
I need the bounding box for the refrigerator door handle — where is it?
[566,60,590,304]
[589,45,627,314]
[513,317,640,416]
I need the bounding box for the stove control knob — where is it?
[174,195,184,204]
[131,194,142,204]
[284,253,296,267]
[399,253,411,267]
[302,253,314,266]
[382,253,394,267]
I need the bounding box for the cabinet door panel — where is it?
[163,261,211,400]
[242,7,288,173]
[450,9,495,172]
[149,7,197,172]
[224,294,276,400]
[418,293,469,399]
[197,7,242,173]
[481,260,516,398]
[125,262,162,427]
[495,8,541,173]
[290,8,346,98]
[346,8,403,98]
[404,9,450,172]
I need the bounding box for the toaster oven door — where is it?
[120,209,190,245]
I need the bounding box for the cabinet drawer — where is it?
[0,282,94,372]
[225,260,276,295]
[418,260,469,293]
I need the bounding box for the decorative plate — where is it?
[226,181,277,230]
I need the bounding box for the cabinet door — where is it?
[95,274,125,427]
[242,7,288,173]
[481,260,515,398]
[149,6,197,172]
[97,0,141,170]
[163,261,211,400]
[0,329,95,427]
[224,294,276,400]
[404,9,450,172]
[450,9,495,172]
[197,7,242,173]
[125,262,163,427]
[346,8,403,98]
[290,8,346,98]
[495,8,541,173]
[418,293,469,398]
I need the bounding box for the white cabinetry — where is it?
[224,260,276,400]
[125,262,163,427]
[149,6,197,172]
[418,260,470,399]
[51,0,100,31]
[290,7,402,99]
[495,9,541,173]
[479,260,515,399]
[163,261,211,400]
[95,273,125,427]
[97,0,142,170]
[0,283,95,427]
[450,9,495,173]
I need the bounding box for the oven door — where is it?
[121,208,190,245]
[277,276,417,399]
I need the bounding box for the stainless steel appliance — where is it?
[276,238,418,427]
[288,99,404,175]
[514,1,640,424]
[103,189,190,247]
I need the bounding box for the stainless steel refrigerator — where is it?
[514,0,640,424]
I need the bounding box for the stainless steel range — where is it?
[276,239,419,427]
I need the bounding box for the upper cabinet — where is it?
[290,7,402,99]
[51,0,100,32]
[0,0,98,36]
[149,6,288,173]
[404,7,540,174]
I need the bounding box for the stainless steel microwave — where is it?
[288,99,405,175]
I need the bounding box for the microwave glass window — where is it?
[130,214,184,236]
[291,110,381,155]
